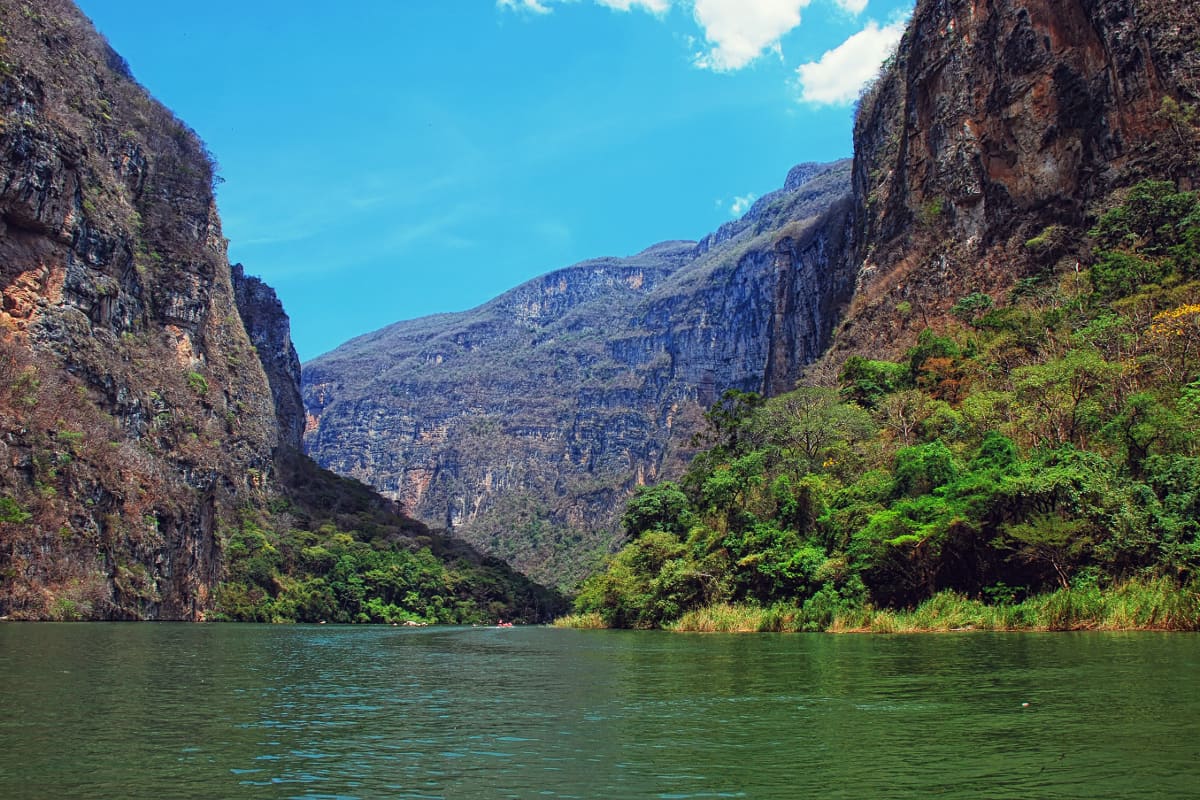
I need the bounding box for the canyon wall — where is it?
[833,0,1200,359]
[304,163,856,588]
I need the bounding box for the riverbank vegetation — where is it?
[664,578,1199,633]
[563,181,1200,632]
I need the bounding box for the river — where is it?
[0,624,1196,798]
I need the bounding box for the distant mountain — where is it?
[304,161,856,589]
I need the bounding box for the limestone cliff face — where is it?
[0,0,280,619]
[231,264,305,453]
[304,162,853,588]
[835,0,1200,358]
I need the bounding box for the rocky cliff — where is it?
[231,263,305,453]
[832,0,1200,360]
[0,0,559,621]
[0,0,285,619]
[304,162,854,588]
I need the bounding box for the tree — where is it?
[622,482,692,537]
[751,388,876,472]
[1146,303,1200,381]
[893,440,958,497]
[1013,348,1124,448]
[839,355,909,408]
[693,389,763,456]
[1089,180,1200,299]
[996,513,1093,590]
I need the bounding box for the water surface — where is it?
[1,624,1196,798]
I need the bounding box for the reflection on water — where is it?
[1,624,1197,799]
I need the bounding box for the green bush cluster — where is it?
[214,516,556,624]
[571,181,1200,630]
[212,454,564,624]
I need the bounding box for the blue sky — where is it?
[75,0,912,360]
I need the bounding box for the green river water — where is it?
[0,624,1197,798]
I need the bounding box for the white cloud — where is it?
[691,0,812,71]
[794,18,905,105]
[499,0,902,81]
[832,0,868,14]
[596,0,672,11]
[730,193,757,217]
[497,0,553,13]
[497,0,670,14]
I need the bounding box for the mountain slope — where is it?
[304,161,854,588]
[0,0,561,621]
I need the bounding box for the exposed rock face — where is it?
[834,0,1200,359]
[304,162,854,588]
[231,264,305,453]
[0,0,280,619]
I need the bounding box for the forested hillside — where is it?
[569,180,1200,631]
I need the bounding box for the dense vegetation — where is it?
[566,181,1200,631]
[213,453,565,625]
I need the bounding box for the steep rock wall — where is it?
[834,0,1200,359]
[231,263,305,453]
[0,0,279,619]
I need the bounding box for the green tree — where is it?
[996,513,1093,589]
[622,482,692,537]
[751,387,876,473]
[1013,348,1124,448]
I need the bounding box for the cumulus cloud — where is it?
[691,0,812,71]
[730,193,757,217]
[794,18,905,105]
[499,0,893,78]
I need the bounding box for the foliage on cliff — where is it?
[834,0,1200,364]
[572,181,1200,629]
[212,453,565,624]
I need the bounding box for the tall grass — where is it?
[556,578,1200,633]
[668,603,770,633]
[830,578,1200,633]
[551,611,608,629]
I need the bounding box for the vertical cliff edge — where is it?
[0,0,283,618]
[830,0,1200,362]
